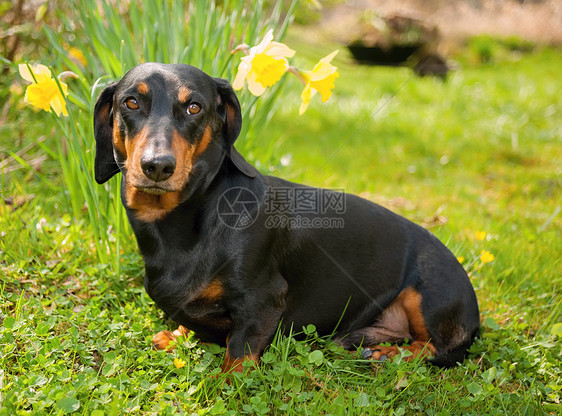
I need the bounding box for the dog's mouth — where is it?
[138,186,170,195]
[125,172,185,195]
[131,184,177,195]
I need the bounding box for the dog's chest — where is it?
[179,278,232,330]
[133,210,235,339]
[144,263,232,339]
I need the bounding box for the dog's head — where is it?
[93,63,256,221]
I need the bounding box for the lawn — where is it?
[1,16,561,416]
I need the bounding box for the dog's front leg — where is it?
[221,275,287,373]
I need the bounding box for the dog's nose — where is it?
[140,153,176,182]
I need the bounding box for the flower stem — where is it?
[287,66,307,86]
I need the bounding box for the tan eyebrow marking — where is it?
[178,86,191,103]
[137,82,149,95]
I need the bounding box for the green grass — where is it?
[1,39,561,414]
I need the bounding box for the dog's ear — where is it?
[214,77,242,147]
[214,77,258,178]
[93,82,120,184]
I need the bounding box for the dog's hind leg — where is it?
[338,287,437,362]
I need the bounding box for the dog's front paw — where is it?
[152,325,190,351]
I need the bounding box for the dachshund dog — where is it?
[93,63,480,372]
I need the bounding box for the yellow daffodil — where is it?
[67,46,87,66]
[18,63,69,117]
[475,231,487,241]
[457,256,465,264]
[480,250,495,264]
[233,30,295,96]
[174,357,186,369]
[299,50,339,115]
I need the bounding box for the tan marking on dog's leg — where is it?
[196,276,224,302]
[366,287,437,362]
[400,287,430,341]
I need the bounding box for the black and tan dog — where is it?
[94,63,479,372]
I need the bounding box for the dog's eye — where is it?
[188,103,201,115]
[124,98,139,110]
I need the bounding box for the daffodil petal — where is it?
[252,29,274,55]
[307,50,339,81]
[19,63,53,84]
[309,67,336,81]
[51,94,68,117]
[247,75,267,96]
[50,96,63,116]
[299,83,316,114]
[301,83,315,103]
[233,60,252,90]
[33,65,53,83]
[18,64,35,83]
[265,42,295,59]
[320,50,339,64]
